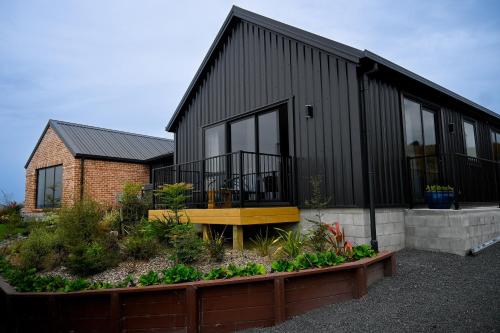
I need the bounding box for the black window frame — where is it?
[35,164,63,209]
[492,128,500,161]
[462,118,478,158]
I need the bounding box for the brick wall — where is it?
[25,126,151,212]
[82,159,149,208]
[25,127,80,212]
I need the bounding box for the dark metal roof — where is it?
[25,120,174,168]
[166,6,499,132]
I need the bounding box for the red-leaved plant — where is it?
[325,223,353,257]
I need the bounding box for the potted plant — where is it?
[424,185,455,209]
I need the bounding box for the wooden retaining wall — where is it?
[0,252,395,333]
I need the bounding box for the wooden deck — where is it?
[148,207,300,225]
[148,207,300,250]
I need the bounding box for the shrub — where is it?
[204,226,226,262]
[272,228,305,259]
[19,227,62,271]
[162,264,201,284]
[141,218,173,244]
[170,223,203,264]
[57,199,104,248]
[99,209,120,233]
[203,262,266,280]
[154,183,193,223]
[250,227,273,257]
[304,176,330,252]
[66,240,119,276]
[123,233,159,260]
[119,182,150,228]
[352,244,376,260]
[139,271,160,286]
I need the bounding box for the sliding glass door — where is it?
[404,98,439,201]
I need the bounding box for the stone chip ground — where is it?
[244,244,500,333]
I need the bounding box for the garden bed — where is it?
[0,251,395,333]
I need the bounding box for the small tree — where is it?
[305,176,331,252]
[118,182,150,233]
[155,183,193,224]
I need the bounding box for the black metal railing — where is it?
[151,151,295,209]
[407,153,500,209]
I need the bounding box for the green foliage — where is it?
[271,251,345,272]
[154,182,193,223]
[271,259,296,273]
[141,218,174,244]
[114,274,136,288]
[123,221,159,260]
[272,228,305,259]
[203,262,267,280]
[352,244,376,260]
[308,222,329,252]
[250,227,273,257]
[170,223,203,264]
[162,264,201,284]
[426,185,454,192]
[66,239,119,276]
[204,226,226,262]
[119,182,151,228]
[57,199,104,248]
[304,177,331,252]
[139,271,160,286]
[19,226,62,271]
[99,209,120,233]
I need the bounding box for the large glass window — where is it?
[230,117,255,153]
[258,111,279,154]
[463,120,477,157]
[36,165,62,209]
[204,124,225,158]
[492,130,500,161]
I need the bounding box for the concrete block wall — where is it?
[405,208,500,255]
[299,208,406,252]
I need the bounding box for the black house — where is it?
[158,6,500,213]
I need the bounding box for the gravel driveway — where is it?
[244,244,500,333]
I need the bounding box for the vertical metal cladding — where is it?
[365,77,406,206]
[173,19,364,208]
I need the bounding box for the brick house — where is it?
[24,120,174,212]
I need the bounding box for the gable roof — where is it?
[25,120,174,168]
[166,5,499,132]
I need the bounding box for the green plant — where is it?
[352,244,376,260]
[119,182,151,229]
[425,185,454,192]
[162,264,201,284]
[123,233,159,260]
[99,209,120,233]
[304,177,331,252]
[141,218,174,244]
[19,226,62,271]
[57,199,104,248]
[204,226,226,262]
[154,182,193,224]
[272,228,305,259]
[203,263,266,280]
[66,240,119,276]
[271,259,296,272]
[250,227,273,257]
[139,271,160,286]
[170,223,203,264]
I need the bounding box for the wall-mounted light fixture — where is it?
[305,105,313,118]
[448,122,455,134]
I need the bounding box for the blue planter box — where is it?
[424,191,455,209]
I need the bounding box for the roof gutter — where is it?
[359,62,380,252]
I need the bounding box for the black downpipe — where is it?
[360,63,379,252]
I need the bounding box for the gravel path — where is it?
[244,244,500,333]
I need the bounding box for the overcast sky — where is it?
[1,0,499,202]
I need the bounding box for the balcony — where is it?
[407,153,500,208]
[151,150,296,209]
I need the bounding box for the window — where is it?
[230,117,255,153]
[492,130,500,161]
[463,120,477,157]
[403,98,437,157]
[36,165,62,208]
[204,124,225,158]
